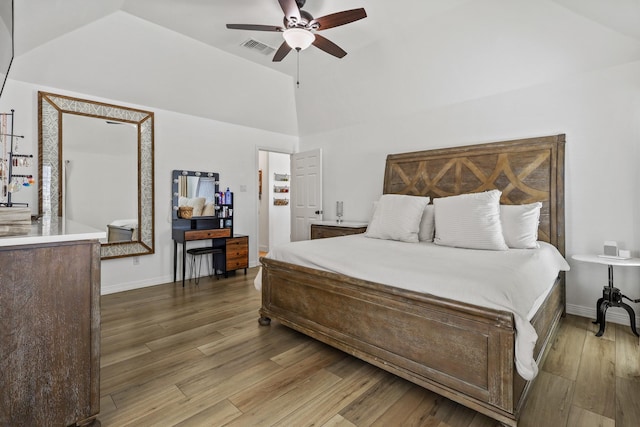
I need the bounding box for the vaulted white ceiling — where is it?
[10,0,640,137]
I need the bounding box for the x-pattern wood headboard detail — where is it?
[384,134,566,254]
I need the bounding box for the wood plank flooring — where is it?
[99,267,640,426]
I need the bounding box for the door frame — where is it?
[255,146,293,262]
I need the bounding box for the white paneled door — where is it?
[290,149,322,241]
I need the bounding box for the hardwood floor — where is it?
[100,268,640,426]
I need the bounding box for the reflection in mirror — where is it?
[0,0,14,99]
[63,115,138,243]
[172,170,219,218]
[38,91,155,259]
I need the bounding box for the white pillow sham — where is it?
[500,202,542,249]
[365,194,429,243]
[434,190,508,250]
[418,204,435,242]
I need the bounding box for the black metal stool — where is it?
[186,247,224,285]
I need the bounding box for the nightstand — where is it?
[310,220,368,240]
[572,254,640,337]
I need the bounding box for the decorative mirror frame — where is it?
[38,91,155,259]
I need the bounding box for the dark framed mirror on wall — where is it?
[172,170,220,219]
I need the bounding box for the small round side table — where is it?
[572,254,640,337]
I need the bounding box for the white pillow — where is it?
[418,205,435,242]
[365,195,430,243]
[434,190,508,250]
[500,202,542,249]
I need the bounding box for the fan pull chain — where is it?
[296,48,301,88]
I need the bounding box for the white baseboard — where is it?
[101,274,172,295]
[101,261,261,295]
[566,303,640,327]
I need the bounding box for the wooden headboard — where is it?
[383,134,565,255]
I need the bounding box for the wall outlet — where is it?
[133,257,140,265]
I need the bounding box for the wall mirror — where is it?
[38,91,155,259]
[172,170,220,219]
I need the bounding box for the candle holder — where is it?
[336,201,344,224]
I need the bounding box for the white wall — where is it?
[11,11,299,136]
[299,60,640,325]
[0,79,297,294]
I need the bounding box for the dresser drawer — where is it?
[184,228,230,241]
[226,236,248,250]
[226,255,249,270]
[226,236,248,271]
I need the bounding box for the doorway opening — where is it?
[258,150,291,255]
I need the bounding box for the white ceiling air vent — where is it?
[241,38,276,56]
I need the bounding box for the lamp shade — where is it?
[283,28,315,50]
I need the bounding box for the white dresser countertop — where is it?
[0,216,106,247]
[311,220,369,228]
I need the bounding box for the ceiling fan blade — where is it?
[312,34,347,58]
[312,8,367,31]
[273,41,293,62]
[226,24,283,32]
[278,0,301,22]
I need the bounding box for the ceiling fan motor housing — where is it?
[284,9,315,29]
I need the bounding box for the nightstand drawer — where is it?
[311,224,367,239]
[184,228,231,240]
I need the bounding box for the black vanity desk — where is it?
[172,216,231,287]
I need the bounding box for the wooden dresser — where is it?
[0,220,104,426]
[311,221,368,239]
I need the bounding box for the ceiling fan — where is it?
[226,0,367,62]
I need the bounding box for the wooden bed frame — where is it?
[259,134,566,426]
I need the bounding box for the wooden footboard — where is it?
[260,258,565,427]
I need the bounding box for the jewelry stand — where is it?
[0,109,30,208]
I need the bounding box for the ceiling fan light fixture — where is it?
[283,28,315,50]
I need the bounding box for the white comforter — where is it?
[255,235,570,380]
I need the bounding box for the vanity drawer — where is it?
[184,228,230,241]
